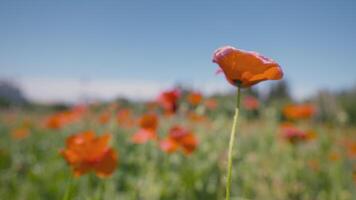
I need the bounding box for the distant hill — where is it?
[0,80,27,106]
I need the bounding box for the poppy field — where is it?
[0,46,355,200]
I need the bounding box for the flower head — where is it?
[282,104,316,120]
[243,96,260,110]
[157,89,181,115]
[45,106,85,129]
[131,113,158,144]
[280,123,315,144]
[187,91,203,106]
[61,131,118,178]
[159,125,198,155]
[213,46,283,87]
[116,109,135,128]
[45,113,67,129]
[342,140,356,160]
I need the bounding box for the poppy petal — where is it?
[180,134,198,155]
[131,129,156,144]
[159,138,179,153]
[213,46,283,87]
[94,149,118,178]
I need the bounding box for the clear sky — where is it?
[0,0,355,102]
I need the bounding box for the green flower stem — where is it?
[226,86,241,200]
[62,175,74,200]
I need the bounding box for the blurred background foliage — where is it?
[0,79,355,200]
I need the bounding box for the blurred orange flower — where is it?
[213,46,283,87]
[157,89,181,115]
[159,125,198,155]
[243,96,260,110]
[187,91,203,106]
[159,138,179,154]
[132,113,158,144]
[345,140,356,159]
[116,109,135,128]
[45,106,86,129]
[11,127,30,140]
[46,114,66,129]
[61,131,118,178]
[282,104,316,120]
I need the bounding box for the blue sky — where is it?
[0,0,355,102]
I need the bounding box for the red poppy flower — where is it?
[157,89,181,115]
[280,123,315,144]
[159,138,179,153]
[131,113,158,144]
[117,109,135,128]
[45,106,86,130]
[187,91,203,106]
[159,125,198,155]
[45,113,67,129]
[243,96,260,110]
[282,104,316,120]
[213,46,283,87]
[61,131,118,178]
[349,143,356,159]
[179,133,198,155]
[343,140,356,159]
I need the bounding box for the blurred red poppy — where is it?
[283,104,316,120]
[159,125,198,155]
[280,123,315,144]
[61,131,118,178]
[187,91,203,106]
[45,106,86,130]
[159,138,179,153]
[117,109,135,128]
[132,113,158,144]
[45,113,68,129]
[243,96,260,110]
[157,89,181,115]
[344,140,356,159]
[213,46,283,87]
